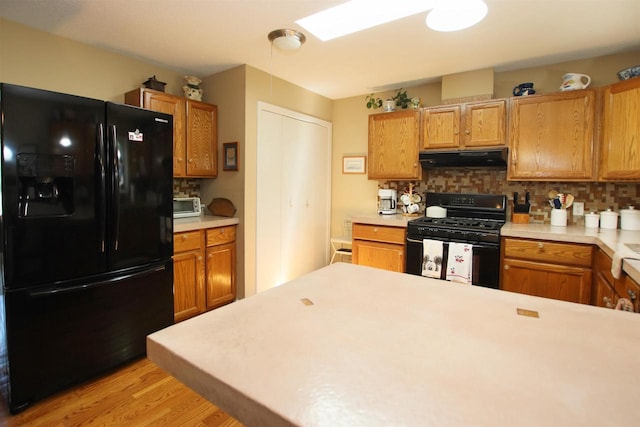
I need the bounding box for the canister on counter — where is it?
[599,209,619,229]
[584,212,599,228]
[620,206,640,230]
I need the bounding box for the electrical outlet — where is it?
[573,202,584,216]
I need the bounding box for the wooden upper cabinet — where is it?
[463,100,506,148]
[125,88,218,178]
[422,99,506,150]
[598,78,640,181]
[507,89,596,181]
[186,100,218,177]
[125,88,187,176]
[422,105,460,149]
[368,109,421,180]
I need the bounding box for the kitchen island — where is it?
[148,262,640,426]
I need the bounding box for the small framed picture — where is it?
[223,142,238,171]
[342,156,366,174]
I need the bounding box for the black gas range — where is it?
[405,192,507,288]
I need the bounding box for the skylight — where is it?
[296,0,488,41]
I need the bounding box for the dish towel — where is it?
[611,244,640,279]
[421,239,443,278]
[446,242,473,285]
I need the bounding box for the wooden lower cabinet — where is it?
[205,226,237,309]
[173,230,206,322]
[352,223,405,272]
[500,237,593,304]
[173,225,237,322]
[593,249,640,312]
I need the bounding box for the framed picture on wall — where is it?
[223,142,238,171]
[342,155,366,174]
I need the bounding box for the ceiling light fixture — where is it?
[268,29,306,51]
[426,0,488,32]
[296,0,433,42]
[296,0,487,41]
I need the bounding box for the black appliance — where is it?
[419,147,508,169]
[405,192,507,288]
[0,84,174,413]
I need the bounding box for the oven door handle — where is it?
[407,237,498,250]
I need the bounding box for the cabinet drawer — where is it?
[206,225,236,247]
[174,231,202,253]
[503,238,593,267]
[352,223,406,244]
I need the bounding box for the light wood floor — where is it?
[0,357,244,426]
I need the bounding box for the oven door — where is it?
[405,237,500,289]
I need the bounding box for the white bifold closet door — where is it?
[257,103,331,293]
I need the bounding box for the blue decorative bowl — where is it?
[617,65,640,80]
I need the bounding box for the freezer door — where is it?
[106,103,173,270]
[0,84,107,289]
[3,260,174,413]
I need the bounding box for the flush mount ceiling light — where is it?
[426,0,488,32]
[296,0,433,41]
[296,0,487,41]
[268,29,306,51]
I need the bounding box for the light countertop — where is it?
[148,262,640,427]
[352,214,640,283]
[173,215,239,233]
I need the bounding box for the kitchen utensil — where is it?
[565,194,574,209]
[620,206,640,230]
[557,193,566,207]
[208,198,236,217]
[548,190,558,200]
[553,198,562,209]
[599,209,619,229]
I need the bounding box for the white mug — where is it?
[407,203,420,214]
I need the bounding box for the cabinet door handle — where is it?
[628,289,637,300]
[603,296,614,308]
[503,265,510,270]
[537,242,544,249]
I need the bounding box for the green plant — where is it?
[365,94,382,109]
[392,88,411,109]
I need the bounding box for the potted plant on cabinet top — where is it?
[393,88,411,109]
[365,94,382,109]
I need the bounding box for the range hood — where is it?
[419,147,508,169]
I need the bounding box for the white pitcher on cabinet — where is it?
[560,73,591,91]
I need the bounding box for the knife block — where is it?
[512,213,530,224]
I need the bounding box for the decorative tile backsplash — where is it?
[173,179,201,198]
[384,169,639,225]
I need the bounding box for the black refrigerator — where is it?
[0,83,174,413]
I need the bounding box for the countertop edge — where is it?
[174,216,240,233]
[351,215,640,283]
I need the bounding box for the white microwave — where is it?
[173,197,202,218]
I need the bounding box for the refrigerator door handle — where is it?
[28,264,167,297]
[110,124,121,251]
[97,123,107,253]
